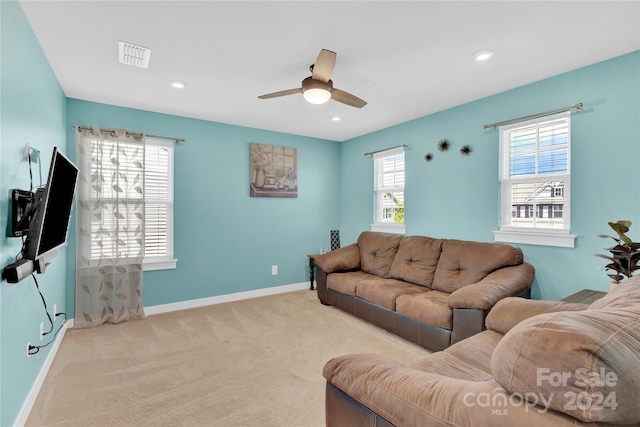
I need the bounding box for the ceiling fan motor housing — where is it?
[302,77,333,94]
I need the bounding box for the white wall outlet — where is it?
[39,322,44,341]
[27,342,31,359]
[53,304,57,318]
[271,265,278,275]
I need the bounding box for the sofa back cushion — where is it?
[431,240,523,293]
[491,278,640,424]
[388,236,445,287]
[357,232,403,278]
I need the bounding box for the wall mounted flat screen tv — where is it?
[23,147,79,271]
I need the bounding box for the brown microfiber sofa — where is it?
[314,231,535,351]
[323,277,640,427]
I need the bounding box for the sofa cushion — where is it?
[491,279,640,424]
[588,278,640,310]
[444,330,503,375]
[407,351,493,382]
[356,279,426,311]
[396,290,453,330]
[388,236,445,287]
[357,232,402,278]
[485,297,588,335]
[326,271,376,296]
[432,239,524,293]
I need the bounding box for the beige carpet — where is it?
[26,289,430,426]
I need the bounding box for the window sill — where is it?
[143,259,177,271]
[370,223,406,235]
[493,230,576,248]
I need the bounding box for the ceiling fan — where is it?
[258,49,367,108]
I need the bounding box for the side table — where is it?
[307,254,319,290]
[561,289,606,304]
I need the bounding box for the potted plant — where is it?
[595,220,640,284]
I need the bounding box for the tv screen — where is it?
[24,147,79,266]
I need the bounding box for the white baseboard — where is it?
[144,282,311,316]
[15,281,311,425]
[15,320,70,427]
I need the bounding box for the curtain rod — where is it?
[364,144,408,157]
[483,103,583,130]
[75,126,185,145]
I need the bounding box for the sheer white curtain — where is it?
[75,126,145,328]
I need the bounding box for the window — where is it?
[371,146,405,234]
[88,138,176,270]
[493,112,576,247]
[143,140,176,270]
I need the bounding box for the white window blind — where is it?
[144,142,172,260]
[372,146,405,234]
[89,138,175,269]
[495,111,575,247]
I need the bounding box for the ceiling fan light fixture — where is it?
[302,77,332,105]
[303,88,331,104]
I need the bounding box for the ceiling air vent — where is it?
[118,41,151,69]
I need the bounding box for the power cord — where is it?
[27,150,33,192]
[27,274,67,356]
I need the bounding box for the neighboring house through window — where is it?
[493,111,576,247]
[371,146,406,234]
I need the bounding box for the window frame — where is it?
[493,112,576,248]
[370,146,406,235]
[143,138,177,271]
[85,137,177,271]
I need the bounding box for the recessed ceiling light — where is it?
[170,80,187,89]
[331,116,341,122]
[472,50,494,62]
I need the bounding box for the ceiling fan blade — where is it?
[312,49,336,83]
[331,89,367,108]
[258,88,302,99]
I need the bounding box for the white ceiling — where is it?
[19,1,640,142]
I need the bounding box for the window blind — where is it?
[374,146,405,224]
[500,112,570,231]
[144,143,171,258]
[88,139,173,261]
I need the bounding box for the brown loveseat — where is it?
[314,231,534,351]
[323,277,640,426]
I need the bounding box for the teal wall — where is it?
[339,51,640,300]
[1,1,69,425]
[65,100,341,309]
[2,0,639,422]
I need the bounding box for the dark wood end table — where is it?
[307,254,319,290]
[561,289,606,304]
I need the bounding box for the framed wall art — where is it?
[250,143,298,198]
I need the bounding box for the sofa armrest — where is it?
[447,262,535,311]
[324,353,580,427]
[485,297,588,335]
[314,243,361,273]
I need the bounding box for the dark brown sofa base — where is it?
[327,287,453,351]
[316,266,530,352]
[326,383,394,427]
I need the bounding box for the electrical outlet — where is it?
[53,304,57,318]
[24,143,39,163]
[272,265,278,275]
[27,342,31,359]
[40,322,44,341]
